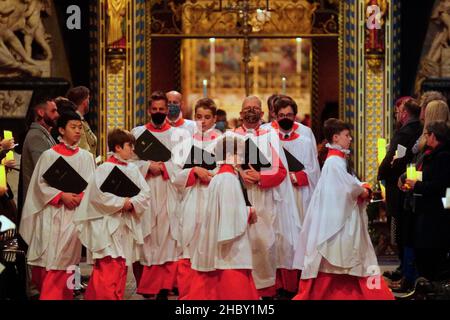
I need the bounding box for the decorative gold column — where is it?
[98,0,137,157]
[341,0,393,184]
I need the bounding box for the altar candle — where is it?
[209,38,216,74]
[203,79,208,98]
[0,165,6,189]
[282,77,287,94]
[296,37,302,74]
[3,130,14,162]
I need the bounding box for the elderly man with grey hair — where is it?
[233,95,301,299]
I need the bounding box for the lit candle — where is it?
[0,165,6,189]
[281,77,287,94]
[406,164,417,180]
[296,37,302,74]
[203,79,208,98]
[209,38,216,74]
[3,130,14,162]
[377,138,386,165]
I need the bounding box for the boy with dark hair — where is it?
[293,118,394,300]
[74,128,151,300]
[19,111,95,300]
[66,86,97,156]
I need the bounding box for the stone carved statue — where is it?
[415,0,450,93]
[0,0,52,77]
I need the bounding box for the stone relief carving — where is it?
[0,0,52,77]
[0,90,33,118]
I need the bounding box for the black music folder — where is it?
[283,147,305,172]
[238,172,252,207]
[182,145,216,171]
[42,156,88,194]
[241,138,272,171]
[100,166,141,198]
[134,130,172,162]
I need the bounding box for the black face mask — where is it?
[278,118,294,131]
[151,112,167,125]
[243,110,261,124]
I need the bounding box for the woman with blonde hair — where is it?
[417,100,450,151]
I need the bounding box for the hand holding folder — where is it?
[100,166,141,198]
[183,145,216,170]
[241,138,271,171]
[134,130,172,162]
[43,157,88,194]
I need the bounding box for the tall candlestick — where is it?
[209,38,216,74]
[203,79,208,97]
[282,77,287,94]
[296,37,302,74]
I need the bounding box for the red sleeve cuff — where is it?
[186,168,197,187]
[294,171,309,187]
[49,192,63,207]
[160,163,170,181]
[258,145,287,189]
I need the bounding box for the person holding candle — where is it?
[402,121,450,283]
[377,97,422,290]
[0,131,28,300]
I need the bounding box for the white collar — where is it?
[326,143,351,155]
[58,137,79,150]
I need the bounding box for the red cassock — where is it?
[136,262,178,295]
[293,272,394,300]
[84,257,128,300]
[183,269,259,300]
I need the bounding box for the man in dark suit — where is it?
[378,98,422,285]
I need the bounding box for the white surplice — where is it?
[234,127,301,289]
[172,128,222,260]
[280,134,321,223]
[293,146,380,279]
[19,147,95,270]
[131,124,188,265]
[190,168,253,272]
[73,157,151,266]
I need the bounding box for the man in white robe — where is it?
[19,112,95,300]
[262,94,318,155]
[234,96,301,299]
[131,91,188,299]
